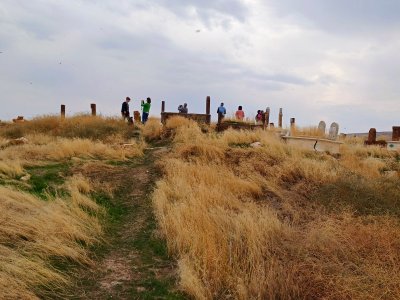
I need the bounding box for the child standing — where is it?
[141,97,151,124]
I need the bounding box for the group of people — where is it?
[121,97,151,124]
[217,103,264,123]
[122,98,263,124]
[218,103,246,121]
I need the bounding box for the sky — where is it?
[0,0,399,133]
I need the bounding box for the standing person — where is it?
[217,102,226,122]
[255,110,263,124]
[121,97,131,120]
[141,97,151,124]
[235,106,245,120]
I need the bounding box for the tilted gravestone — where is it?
[328,122,339,140]
[318,121,326,135]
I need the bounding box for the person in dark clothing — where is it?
[121,97,131,120]
[178,103,188,113]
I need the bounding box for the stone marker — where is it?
[328,122,339,140]
[393,126,400,141]
[318,121,326,135]
[368,128,377,143]
[278,108,283,128]
[265,107,270,127]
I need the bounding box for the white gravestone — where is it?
[328,122,339,140]
[318,121,326,136]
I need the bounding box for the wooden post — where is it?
[206,96,211,124]
[265,107,270,128]
[61,105,65,119]
[90,103,96,116]
[161,101,165,124]
[392,126,400,141]
[278,108,283,128]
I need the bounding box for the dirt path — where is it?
[70,147,185,299]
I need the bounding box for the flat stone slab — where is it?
[282,136,343,154]
[387,141,400,151]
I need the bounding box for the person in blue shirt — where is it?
[217,103,226,121]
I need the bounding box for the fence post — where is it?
[161,101,166,124]
[90,103,96,116]
[61,105,65,119]
[206,96,211,124]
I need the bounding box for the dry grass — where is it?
[153,120,400,299]
[0,135,144,178]
[0,175,103,299]
[141,117,163,140]
[0,114,133,142]
[0,115,144,298]
[290,125,325,137]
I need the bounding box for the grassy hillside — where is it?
[0,115,145,299]
[152,117,400,299]
[1,115,399,299]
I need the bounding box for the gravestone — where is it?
[393,126,400,141]
[328,122,339,140]
[265,107,270,126]
[278,108,283,128]
[368,128,377,143]
[318,121,326,135]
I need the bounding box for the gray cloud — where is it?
[0,0,399,132]
[268,0,400,34]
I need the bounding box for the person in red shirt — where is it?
[235,106,245,121]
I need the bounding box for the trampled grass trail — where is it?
[70,146,185,299]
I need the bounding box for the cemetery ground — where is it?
[1,115,400,299]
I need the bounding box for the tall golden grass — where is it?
[0,175,103,299]
[0,115,145,298]
[153,118,400,299]
[0,114,134,141]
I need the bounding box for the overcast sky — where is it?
[0,0,399,132]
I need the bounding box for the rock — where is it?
[328,122,339,140]
[250,142,262,148]
[7,137,28,146]
[384,171,398,178]
[12,116,25,123]
[20,174,31,181]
